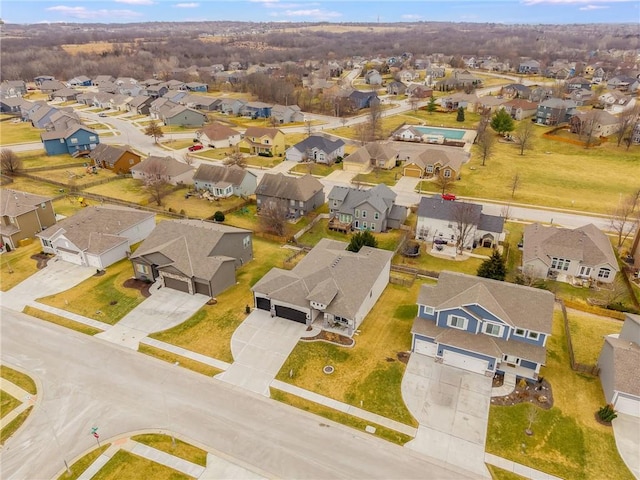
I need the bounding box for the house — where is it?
[144,85,168,98]
[522,223,619,284]
[327,184,407,233]
[109,94,132,112]
[569,111,619,138]
[415,196,505,249]
[131,156,194,185]
[597,313,640,417]
[130,220,252,297]
[598,91,637,115]
[67,76,92,87]
[164,90,189,105]
[0,189,56,251]
[238,127,285,156]
[475,95,508,114]
[127,96,154,115]
[149,97,179,120]
[501,83,532,100]
[39,80,66,94]
[440,92,478,112]
[411,271,555,380]
[567,88,595,106]
[252,238,392,335]
[93,75,115,87]
[342,142,399,173]
[184,94,217,111]
[592,67,607,84]
[49,110,81,131]
[255,173,324,219]
[89,144,141,174]
[398,70,419,82]
[218,98,245,115]
[270,104,305,124]
[347,90,380,110]
[285,135,345,164]
[196,123,241,148]
[240,102,272,119]
[406,84,433,98]
[565,77,591,91]
[183,82,208,92]
[535,98,578,125]
[193,164,257,198]
[162,106,207,127]
[41,125,99,156]
[50,88,81,102]
[402,148,465,179]
[502,99,538,120]
[0,97,28,114]
[34,75,55,86]
[365,70,383,85]
[37,205,155,269]
[0,80,27,98]
[30,105,59,129]
[386,81,407,96]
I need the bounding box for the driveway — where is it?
[216,309,307,396]
[402,354,492,478]
[0,258,95,311]
[612,413,640,479]
[94,282,209,349]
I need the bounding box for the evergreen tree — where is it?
[426,96,437,114]
[347,230,378,252]
[490,109,515,135]
[456,106,465,122]
[477,250,506,281]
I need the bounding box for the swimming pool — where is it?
[413,126,466,140]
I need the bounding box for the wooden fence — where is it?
[558,299,600,376]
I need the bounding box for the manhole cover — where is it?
[323,365,334,374]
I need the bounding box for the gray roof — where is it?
[344,141,398,167]
[1,189,52,218]
[417,271,555,334]
[256,173,323,202]
[131,220,250,282]
[523,223,618,270]
[252,238,392,320]
[131,156,194,177]
[40,124,96,142]
[37,205,154,254]
[417,196,481,223]
[197,122,239,141]
[602,334,640,397]
[328,184,396,216]
[412,148,465,173]
[193,164,252,187]
[291,135,345,154]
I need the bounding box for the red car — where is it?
[441,193,456,201]
[188,144,203,152]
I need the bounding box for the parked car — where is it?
[188,144,203,152]
[434,238,448,245]
[441,193,456,201]
[98,113,107,118]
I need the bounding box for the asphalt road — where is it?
[0,308,479,480]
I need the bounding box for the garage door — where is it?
[615,394,640,417]
[194,281,211,296]
[57,249,83,265]
[164,277,190,293]
[403,167,422,178]
[275,305,307,324]
[442,350,489,375]
[256,297,271,311]
[414,338,437,357]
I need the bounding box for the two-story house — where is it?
[501,99,538,120]
[327,184,408,233]
[535,98,578,125]
[1,189,56,251]
[411,271,555,380]
[130,156,194,185]
[41,125,100,156]
[285,135,345,164]
[240,102,273,119]
[255,173,324,219]
[238,127,285,156]
[193,164,257,198]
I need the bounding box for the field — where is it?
[0,115,43,144]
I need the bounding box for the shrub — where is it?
[597,404,617,423]
[213,211,225,222]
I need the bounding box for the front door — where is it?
[579,266,591,277]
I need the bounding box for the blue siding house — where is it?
[240,102,272,119]
[41,125,100,156]
[411,271,554,380]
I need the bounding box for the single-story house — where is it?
[522,223,619,284]
[0,97,29,114]
[37,205,155,269]
[270,104,305,124]
[252,238,392,336]
[51,88,81,102]
[285,135,345,164]
[196,123,241,148]
[131,156,195,185]
[130,220,252,297]
[342,142,399,173]
[193,164,257,198]
[403,148,465,179]
[41,125,99,156]
[386,81,407,95]
[162,106,207,127]
[256,173,325,219]
[89,144,141,174]
[240,102,272,119]
[67,76,92,87]
[411,271,555,380]
[598,313,640,417]
[502,99,538,120]
[1,189,56,251]
[569,111,620,138]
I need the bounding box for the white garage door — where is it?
[414,338,437,357]
[57,249,83,265]
[442,350,489,375]
[615,394,640,417]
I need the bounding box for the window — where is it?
[41,202,46,209]
[483,322,503,337]
[136,264,148,275]
[527,331,539,340]
[423,306,435,315]
[551,257,570,271]
[290,199,295,206]
[70,138,78,144]
[243,235,250,248]
[362,221,367,229]
[370,223,375,231]
[361,210,367,218]
[42,239,52,247]
[598,268,611,279]
[447,315,468,330]
[355,210,360,218]
[129,159,134,165]
[514,328,526,337]
[89,136,96,141]
[426,165,434,173]
[374,212,380,220]
[443,169,451,178]
[299,201,304,207]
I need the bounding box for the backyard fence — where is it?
[558,299,600,376]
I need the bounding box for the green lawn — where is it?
[131,434,207,466]
[245,155,283,169]
[275,282,421,426]
[392,248,484,276]
[0,241,42,292]
[0,115,43,144]
[567,311,623,365]
[353,165,403,186]
[150,238,292,362]
[0,365,37,395]
[298,219,403,251]
[0,407,33,446]
[37,257,145,324]
[91,450,192,480]
[486,308,634,480]
[23,306,103,336]
[1,390,21,419]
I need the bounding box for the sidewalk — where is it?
[0,378,36,429]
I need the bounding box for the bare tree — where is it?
[477,130,496,167]
[0,148,22,174]
[452,202,477,254]
[368,99,383,141]
[224,149,247,168]
[514,120,535,155]
[183,152,195,166]
[475,110,491,142]
[509,172,522,199]
[144,120,164,144]
[259,202,288,237]
[434,170,455,195]
[354,122,369,146]
[305,120,313,138]
[144,162,171,206]
[525,404,539,436]
[409,96,419,112]
[615,105,640,148]
[610,190,640,249]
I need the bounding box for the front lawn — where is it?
[160,139,194,151]
[486,308,634,480]
[150,238,292,362]
[567,311,623,365]
[275,282,420,426]
[0,115,43,144]
[245,155,283,169]
[36,257,145,324]
[197,148,234,161]
[298,219,403,251]
[290,162,341,177]
[0,241,43,292]
[352,165,403,186]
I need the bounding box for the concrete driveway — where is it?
[402,354,492,478]
[95,282,209,349]
[612,413,640,479]
[1,257,95,311]
[216,309,306,396]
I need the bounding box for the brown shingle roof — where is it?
[256,173,323,202]
[193,164,248,187]
[0,189,52,217]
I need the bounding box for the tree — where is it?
[409,96,419,112]
[452,202,477,254]
[144,120,164,144]
[615,105,640,148]
[456,106,465,122]
[476,109,491,140]
[509,172,521,199]
[477,130,496,167]
[610,190,640,249]
[259,203,288,237]
[426,96,437,114]
[513,120,535,155]
[477,250,506,281]
[347,230,378,252]
[434,170,455,194]
[490,109,515,135]
[224,149,247,168]
[368,99,383,141]
[183,152,195,166]
[0,148,22,174]
[144,162,171,206]
[213,211,225,222]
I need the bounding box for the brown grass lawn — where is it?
[163,188,247,219]
[298,219,403,251]
[131,434,207,466]
[138,344,222,377]
[395,109,483,131]
[567,311,623,365]
[353,165,403,186]
[160,139,194,150]
[0,365,37,395]
[37,257,144,324]
[245,155,284,169]
[275,282,420,425]
[1,177,65,197]
[37,166,119,187]
[57,445,110,480]
[290,162,341,177]
[223,204,260,231]
[486,307,633,480]
[19,150,85,170]
[0,241,42,292]
[0,115,43,144]
[150,238,293,362]
[197,148,234,161]
[83,178,150,205]
[23,306,103,336]
[91,450,191,480]
[393,248,484,276]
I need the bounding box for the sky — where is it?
[1,0,637,25]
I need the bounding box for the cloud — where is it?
[250,1,319,8]
[522,0,627,4]
[46,5,142,20]
[280,8,342,19]
[115,0,154,5]
[579,4,608,8]
[174,2,199,7]
[401,14,422,20]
